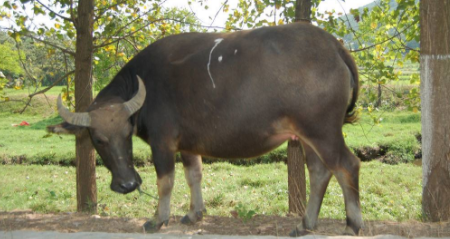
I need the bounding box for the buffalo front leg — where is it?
[290,145,332,237]
[180,153,206,225]
[143,147,175,233]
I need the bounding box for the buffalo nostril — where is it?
[120,181,139,193]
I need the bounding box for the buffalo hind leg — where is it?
[290,144,332,237]
[333,146,363,235]
[180,153,206,225]
[143,147,175,233]
[292,133,363,236]
[314,135,363,235]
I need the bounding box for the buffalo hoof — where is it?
[143,219,168,233]
[180,215,193,225]
[289,228,312,237]
[180,210,205,225]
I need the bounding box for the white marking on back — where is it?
[234,49,238,55]
[207,38,224,88]
[218,55,223,62]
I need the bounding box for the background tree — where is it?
[0,39,24,77]
[420,0,450,221]
[0,33,24,101]
[286,0,310,216]
[71,0,96,213]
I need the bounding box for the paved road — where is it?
[0,231,418,239]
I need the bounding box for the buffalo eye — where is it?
[122,126,133,140]
[127,131,133,140]
[93,134,109,146]
[94,138,107,146]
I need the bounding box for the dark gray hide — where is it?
[48,23,362,236]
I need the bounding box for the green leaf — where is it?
[3,1,11,9]
[67,30,75,39]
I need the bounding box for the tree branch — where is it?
[94,18,170,49]
[29,70,75,98]
[19,97,33,114]
[25,34,75,56]
[336,1,363,47]
[19,70,75,114]
[36,0,73,22]
[350,19,418,53]
[122,37,139,52]
[12,36,39,85]
[210,0,228,27]
[94,18,241,50]
[94,0,129,20]
[390,10,421,53]
[94,1,169,44]
[350,30,403,52]
[69,0,76,25]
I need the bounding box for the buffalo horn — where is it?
[123,75,146,116]
[57,95,91,127]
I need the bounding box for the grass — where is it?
[344,111,421,163]
[0,161,422,221]
[2,86,67,97]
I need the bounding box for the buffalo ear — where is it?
[47,122,86,136]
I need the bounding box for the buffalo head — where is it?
[48,76,146,194]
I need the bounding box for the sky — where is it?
[163,0,376,28]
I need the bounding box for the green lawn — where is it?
[344,111,421,162]
[0,161,422,221]
[2,86,66,97]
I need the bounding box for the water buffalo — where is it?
[48,22,362,236]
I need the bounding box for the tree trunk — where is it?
[286,0,311,216]
[420,0,450,222]
[74,0,96,213]
[375,83,382,108]
[287,140,306,215]
[295,0,311,23]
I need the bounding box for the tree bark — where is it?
[74,0,96,213]
[375,83,382,108]
[287,140,306,215]
[420,0,450,222]
[295,0,311,23]
[286,0,311,216]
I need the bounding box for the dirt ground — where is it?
[1,210,450,238]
